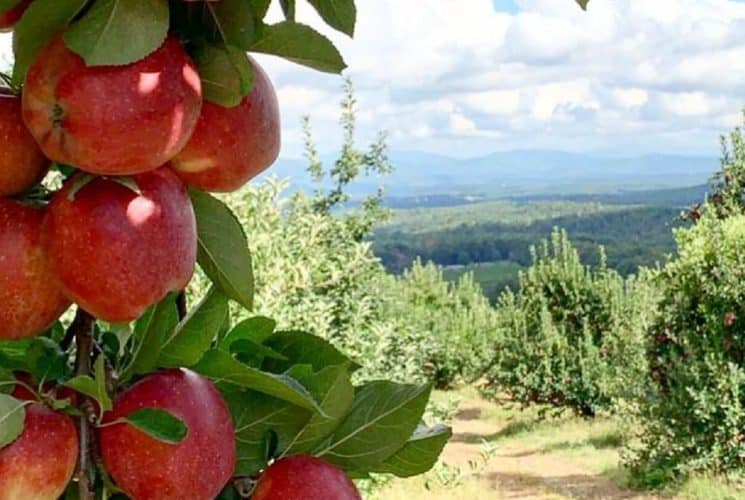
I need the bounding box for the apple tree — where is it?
[0,1,451,499]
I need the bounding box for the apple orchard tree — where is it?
[0,1,456,499]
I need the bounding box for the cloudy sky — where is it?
[3,0,745,159]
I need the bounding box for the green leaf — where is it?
[121,295,179,381]
[124,408,188,444]
[250,21,346,73]
[316,382,432,469]
[0,339,33,372]
[190,189,254,310]
[222,387,310,476]
[0,369,14,394]
[250,0,272,19]
[25,337,70,381]
[192,350,321,412]
[11,0,88,85]
[280,0,295,21]
[0,394,26,449]
[285,364,354,455]
[575,0,589,9]
[308,0,356,37]
[231,339,288,364]
[206,0,257,49]
[0,0,22,13]
[193,44,254,107]
[63,357,113,413]
[262,331,360,373]
[370,424,452,477]
[220,317,276,350]
[159,288,229,368]
[63,0,169,66]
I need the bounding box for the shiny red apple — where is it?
[253,455,362,500]
[43,168,196,323]
[0,199,69,340]
[99,369,236,500]
[23,35,202,175]
[169,56,280,192]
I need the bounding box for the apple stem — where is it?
[70,307,96,500]
[177,290,187,320]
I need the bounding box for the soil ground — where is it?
[374,390,745,500]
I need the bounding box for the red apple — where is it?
[0,199,69,340]
[169,57,280,192]
[0,88,49,197]
[43,168,196,323]
[0,0,32,31]
[252,455,362,500]
[23,35,202,176]
[99,369,236,500]
[0,403,78,500]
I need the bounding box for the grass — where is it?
[372,388,745,500]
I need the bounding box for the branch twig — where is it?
[71,308,96,500]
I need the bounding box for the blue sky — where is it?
[2,0,745,159]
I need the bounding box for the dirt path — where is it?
[441,398,660,500]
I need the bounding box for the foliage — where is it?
[374,204,681,284]
[625,215,745,484]
[483,229,648,417]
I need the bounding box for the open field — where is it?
[374,389,745,500]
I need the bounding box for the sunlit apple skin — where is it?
[253,455,362,500]
[99,369,236,500]
[43,168,196,323]
[0,88,49,197]
[0,0,32,31]
[0,404,78,500]
[22,35,202,175]
[0,199,69,340]
[169,57,280,192]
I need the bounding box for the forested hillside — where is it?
[373,200,687,299]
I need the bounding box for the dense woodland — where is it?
[374,203,684,298]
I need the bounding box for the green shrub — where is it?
[484,229,646,416]
[626,215,745,483]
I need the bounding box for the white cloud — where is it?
[2,0,745,157]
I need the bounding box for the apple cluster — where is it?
[0,3,367,500]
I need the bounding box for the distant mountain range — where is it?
[261,149,718,198]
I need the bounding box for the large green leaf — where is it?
[250,0,271,19]
[193,44,254,107]
[222,387,310,476]
[220,317,276,350]
[25,337,70,381]
[125,408,188,444]
[193,350,321,412]
[121,295,179,381]
[316,382,431,469]
[308,0,356,37]
[205,0,257,49]
[190,189,254,310]
[370,424,452,477]
[11,0,88,84]
[0,394,26,449]
[159,288,229,368]
[64,0,169,66]
[250,21,346,73]
[263,331,360,373]
[285,364,354,455]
